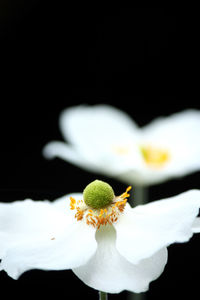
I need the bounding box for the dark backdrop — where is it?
[0,3,199,300]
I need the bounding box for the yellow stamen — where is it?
[140,145,170,168]
[70,197,76,210]
[75,208,84,221]
[120,186,132,199]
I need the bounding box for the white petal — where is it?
[0,199,68,257]
[43,105,143,178]
[0,219,97,279]
[73,225,167,293]
[43,141,92,169]
[114,190,200,264]
[142,109,200,177]
[0,197,97,279]
[43,140,141,177]
[59,104,139,148]
[192,217,200,233]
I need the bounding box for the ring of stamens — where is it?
[70,186,131,229]
[140,145,170,168]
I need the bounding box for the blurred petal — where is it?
[142,110,200,145]
[142,110,200,177]
[43,141,141,177]
[73,225,167,293]
[192,217,200,233]
[59,104,139,148]
[43,107,200,186]
[43,105,144,180]
[43,141,91,169]
[114,190,200,264]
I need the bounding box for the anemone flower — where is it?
[1,180,200,295]
[43,105,200,187]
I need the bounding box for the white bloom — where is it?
[0,181,200,294]
[43,105,200,186]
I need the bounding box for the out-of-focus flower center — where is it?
[140,145,170,168]
[70,185,131,229]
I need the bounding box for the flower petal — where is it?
[59,104,139,148]
[142,109,200,147]
[114,190,200,264]
[73,225,167,293]
[142,109,200,178]
[116,110,200,186]
[43,105,143,178]
[43,141,93,170]
[0,199,67,257]
[0,197,97,279]
[192,217,200,233]
[43,140,141,177]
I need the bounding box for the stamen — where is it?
[70,197,76,210]
[70,186,132,229]
[75,208,84,221]
[120,186,132,199]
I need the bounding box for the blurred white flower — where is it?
[43,105,200,186]
[0,180,200,294]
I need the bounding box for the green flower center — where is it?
[83,180,115,209]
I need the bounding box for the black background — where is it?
[0,3,199,300]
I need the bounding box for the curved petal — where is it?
[73,225,167,293]
[43,141,93,169]
[141,109,200,178]
[59,104,139,148]
[43,141,141,177]
[114,190,200,264]
[116,167,170,186]
[0,197,97,279]
[43,105,144,179]
[142,109,200,146]
[192,217,200,233]
[0,199,68,257]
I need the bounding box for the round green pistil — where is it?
[83,180,115,209]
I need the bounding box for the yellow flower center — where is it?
[70,186,131,229]
[140,145,170,168]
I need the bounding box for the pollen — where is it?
[140,145,170,168]
[70,197,76,210]
[69,183,132,229]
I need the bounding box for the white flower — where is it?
[43,105,200,186]
[0,180,200,294]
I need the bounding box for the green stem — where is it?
[132,185,148,206]
[99,291,107,300]
[128,293,145,300]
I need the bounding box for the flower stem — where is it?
[99,291,107,300]
[128,293,145,300]
[132,185,148,206]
